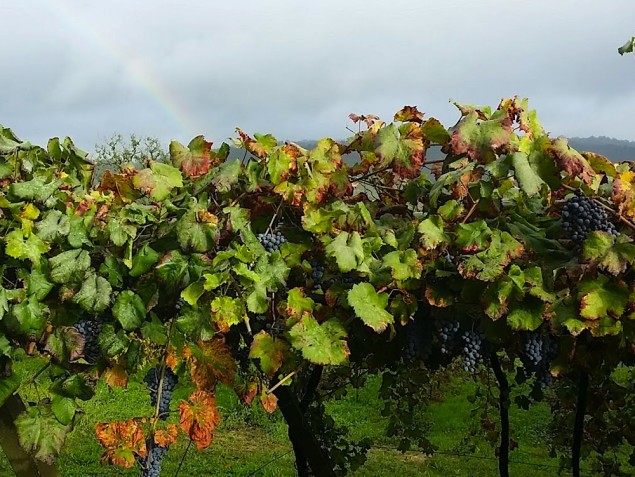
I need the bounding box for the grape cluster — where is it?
[138,443,169,477]
[257,231,287,252]
[461,330,483,373]
[521,332,558,390]
[436,317,460,355]
[561,195,618,245]
[174,298,186,312]
[144,366,178,420]
[265,318,286,337]
[74,319,101,365]
[311,262,326,291]
[403,318,431,363]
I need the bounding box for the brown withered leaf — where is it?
[154,424,179,448]
[178,390,221,450]
[95,419,147,468]
[103,364,129,389]
[550,137,595,185]
[260,390,278,414]
[186,339,237,390]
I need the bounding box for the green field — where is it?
[0,358,601,477]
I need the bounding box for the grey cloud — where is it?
[2,0,635,149]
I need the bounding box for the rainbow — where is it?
[44,0,201,137]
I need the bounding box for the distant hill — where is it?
[228,136,635,163]
[568,136,635,162]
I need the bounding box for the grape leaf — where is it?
[51,395,76,426]
[176,205,218,253]
[418,215,447,250]
[49,249,91,284]
[36,210,70,242]
[15,401,71,464]
[506,300,544,331]
[186,339,236,388]
[583,232,635,275]
[95,419,147,468]
[72,272,112,314]
[347,283,394,333]
[510,151,545,197]
[210,296,245,332]
[381,249,423,281]
[5,230,50,263]
[249,331,289,376]
[324,231,364,272]
[170,136,212,178]
[132,161,183,200]
[11,297,48,335]
[449,112,512,163]
[288,316,349,365]
[578,275,628,320]
[129,244,160,277]
[112,291,146,331]
[550,137,594,185]
[179,390,221,450]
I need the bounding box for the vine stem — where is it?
[489,352,510,477]
[267,371,297,395]
[174,438,192,477]
[572,372,589,477]
[152,310,178,430]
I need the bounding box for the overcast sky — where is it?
[3,0,635,152]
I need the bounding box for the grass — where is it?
[0,357,625,476]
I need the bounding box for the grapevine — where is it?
[0,97,633,477]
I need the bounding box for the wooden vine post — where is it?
[490,353,510,477]
[572,372,589,477]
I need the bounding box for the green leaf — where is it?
[211,296,245,331]
[382,249,422,281]
[510,151,545,197]
[506,300,544,331]
[181,281,205,306]
[582,232,635,275]
[15,402,71,464]
[552,299,587,336]
[211,159,241,193]
[347,283,394,333]
[288,317,349,365]
[155,251,191,292]
[268,148,293,185]
[11,297,48,335]
[176,205,217,252]
[418,215,447,249]
[106,218,136,247]
[249,331,289,376]
[99,256,126,288]
[455,220,491,251]
[618,36,635,55]
[5,230,50,263]
[129,244,160,277]
[36,210,70,242]
[132,162,183,200]
[51,395,76,426]
[50,374,94,401]
[578,275,628,320]
[9,175,61,202]
[286,288,315,319]
[141,314,167,345]
[27,268,54,301]
[72,272,112,314]
[449,112,512,163]
[67,215,91,249]
[98,324,128,357]
[203,272,229,291]
[49,249,91,284]
[112,291,146,331]
[324,231,364,273]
